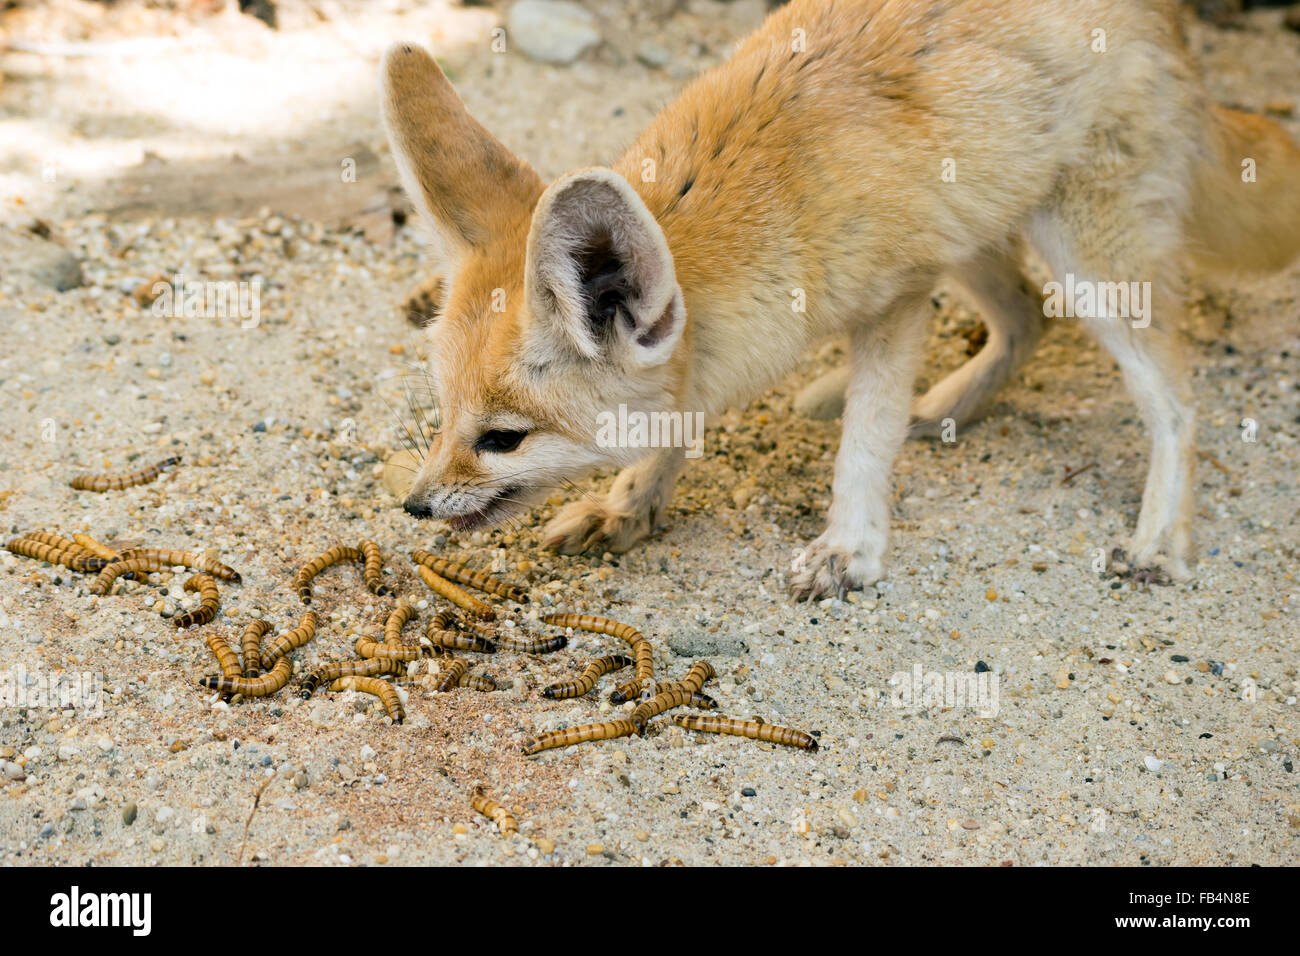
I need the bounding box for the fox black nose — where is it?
[403,496,433,519]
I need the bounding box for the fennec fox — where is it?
[384,0,1300,599]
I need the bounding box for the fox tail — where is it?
[1184,105,1300,274]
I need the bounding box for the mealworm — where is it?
[173,573,220,628]
[622,661,715,717]
[294,545,363,604]
[646,686,718,709]
[90,555,175,594]
[5,537,107,573]
[416,565,495,620]
[540,613,643,644]
[460,616,514,644]
[679,660,716,692]
[521,719,637,756]
[299,658,402,698]
[355,635,424,662]
[359,539,393,597]
[495,633,567,655]
[118,548,240,582]
[427,626,496,654]
[328,676,405,724]
[411,550,528,603]
[384,603,418,644]
[72,533,120,562]
[624,661,715,700]
[240,620,272,678]
[542,613,653,682]
[69,455,182,492]
[471,787,518,836]
[457,673,497,692]
[199,656,292,697]
[431,610,461,631]
[434,658,467,692]
[609,678,650,704]
[606,640,657,702]
[203,633,243,681]
[632,640,654,680]
[68,554,109,573]
[608,645,669,703]
[672,714,818,751]
[259,611,320,669]
[22,531,85,552]
[631,686,718,733]
[22,531,102,566]
[542,654,634,699]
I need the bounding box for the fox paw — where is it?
[542,497,653,555]
[1106,547,1187,586]
[790,537,885,601]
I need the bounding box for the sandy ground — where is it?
[0,1,1297,867]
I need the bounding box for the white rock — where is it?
[1143,755,1164,773]
[508,0,601,64]
[636,41,672,69]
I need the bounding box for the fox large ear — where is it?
[523,168,685,368]
[381,43,542,261]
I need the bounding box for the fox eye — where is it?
[474,429,528,454]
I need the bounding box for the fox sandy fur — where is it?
[383,0,1300,599]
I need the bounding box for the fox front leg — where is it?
[543,446,687,555]
[792,301,929,601]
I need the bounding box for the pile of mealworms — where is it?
[7,456,818,841]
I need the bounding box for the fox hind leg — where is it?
[792,247,1049,433]
[909,247,1051,438]
[1027,197,1196,579]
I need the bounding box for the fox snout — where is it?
[402,472,531,532]
[402,494,435,519]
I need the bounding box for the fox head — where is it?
[382,44,688,531]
